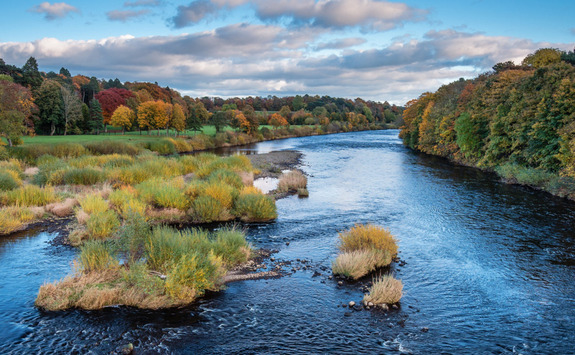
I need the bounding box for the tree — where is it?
[211,111,228,132]
[268,113,288,130]
[292,95,306,111]
[19,57,43,90]
[0,81,35,146]
[60,86,83,135]
[279,105,291,119]
[522,48,562,68]
[89,99,104,134]
[110,105,135,134]
[59,67,71,77]
[138,100,171,134]
[36,80,63,135]
[170,103,186,135]
[95,88,134,129]
[243,104,258,134]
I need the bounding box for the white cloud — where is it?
[170,0,218,28]
[1,27,573,104]
[29,2,80,21]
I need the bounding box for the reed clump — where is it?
[332,224,398,279]
[363,274,403,305]
[277,170,307,193]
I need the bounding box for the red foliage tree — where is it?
[95,88,134,125]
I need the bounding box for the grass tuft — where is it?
[332,250,391,279]
[277,170,307,192]
[363,274,403,305]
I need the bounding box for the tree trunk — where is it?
[7,137,13,147]
[50,122,55,136]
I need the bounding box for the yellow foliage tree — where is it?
[138,100,170,134]
[268,113,288,130]
[110,105,134,134]
[171,103,186,134]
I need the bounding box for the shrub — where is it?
[0,170,21,191]
[86,210,120,240]
[332,249,391,279]
[136,178,189,210]
[2,185,57,206]
[297,188,309,197]
[184,180,206,198]
[363,275,403,305]
[46,198,77,217]
[142,139,177,155]
[495,163,554,187]
[212,227,251,266]
[0,207,25,234]
[121,261,164,294]
[277,170,307,192]
[164,252,225,301]
[79,194,109,215]
[179,155,200,174]
[338,224,398,256]
[79,240,119,272]
[233,192,277,222]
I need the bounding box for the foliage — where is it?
[110,105,135,132]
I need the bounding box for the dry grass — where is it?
[147,208,187,224]
[238,171,254,186]
[363,274,403,305]
[46,198,77,217]
[277,170,307,192]
[339,224,398,256]
[0,206,45,235]
[332,249,392,279]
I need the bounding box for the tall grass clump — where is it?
[332,224,398,279]
[145,226,212,271]
[2,185,57,206]
[0,206,40,235]
[85,140,142,156]
[61,167,106,185]
[363,274,403,305]
[207,169,244,189]
[79,240,119,272]
[202,180,237,209]
[136,178,189,210]
[233,192,277,222]
[277,170,307,193]
[79,194,109,215]
[0,170,22,191]
[339,224,398,256]
[211,227,251,266]
[191,195,226,223]
[86,210,120,240]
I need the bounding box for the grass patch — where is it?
[86,210,120,241]
[1,185,57,207]
[277,170,307,193]
[332,249,391,279]
[79,240,119,273]
[233,192,277,222]
[363,274,403,305]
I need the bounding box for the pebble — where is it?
[368,302,374,307]
[328,275,333,280]
[121,343,134,355]
[338,281,343,286]
[380,304,389,311]
[392,304,399,309]
[421,327,429,333]
[349,301,356,307]
[270,257,275,262]
[286,242,290,246]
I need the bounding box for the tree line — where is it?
[0,57,403,145]
[400,47,575,190]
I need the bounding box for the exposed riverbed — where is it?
[1,130,574,354]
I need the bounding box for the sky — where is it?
[1,0,574,105]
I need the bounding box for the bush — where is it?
[86,210,120,240]
[136,178,189,210]
[207,169,244,190]
[202,181,237,209]
[79,240,119,273]
[363,275,403,305]
[277,170,307,192]
[338,224,398,256]
[233,192,277,222]
[2,185,57,206]
[145,226,212,271]
[0,207,26,234]
[495,163,554,187]
[332,250,391,279]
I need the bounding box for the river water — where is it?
[1,130,574,354]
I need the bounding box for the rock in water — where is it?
[122,343,134,354]
[349,301,356,307]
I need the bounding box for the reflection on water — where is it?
[1,130,574,354]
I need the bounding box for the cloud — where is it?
[170,0,218,28]
[28,2,80,20]
[253,0,427,31]
[1,27,572,104]
[315,38,366,50]
[124,0,161,6]
[107,9,150,22]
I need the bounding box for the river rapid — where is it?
[1,130,574,354]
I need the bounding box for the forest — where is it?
[0,57,403,146]
[400,48,575,198]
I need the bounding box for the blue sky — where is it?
[1,0,574,104]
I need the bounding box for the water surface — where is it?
[1,130,574,354]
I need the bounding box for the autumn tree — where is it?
[0,81,35,146]
[522,48,562,68]
[95,88,134,130]
[110,105,135,134]
[170,103,186,135]
[268,113,288,130]
[138,100,171,134]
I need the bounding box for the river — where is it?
[1,130,574,354]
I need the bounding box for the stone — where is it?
[121,343,134,354]
[338,281,343,286]
[421,327,429,333]
[328,275,333,280]
[380,304,389,311]
[392,304,399,309]
[286,242,290,246]
[270,257,275,261]
[348,301,356,307]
